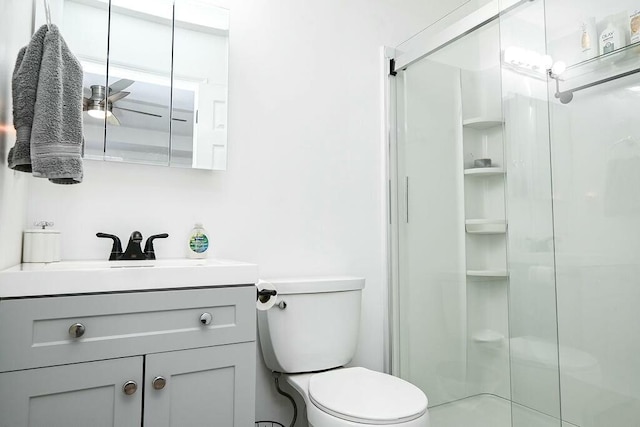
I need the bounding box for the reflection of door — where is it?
[193,83,228,170]
[0,357,143,427]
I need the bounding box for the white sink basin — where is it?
[0,258,258,298]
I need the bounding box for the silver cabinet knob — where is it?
[200,312,213,325]
[68,323,85,338]
[123,380,138,395]
[152,376,167,390]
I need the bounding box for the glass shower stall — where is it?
[388,0,640,426]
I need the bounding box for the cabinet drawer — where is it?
[0,286,255,372]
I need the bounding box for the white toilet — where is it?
[257,276,429,427]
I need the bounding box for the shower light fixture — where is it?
[541,55,553,71]
[503,47,552,76]
[551,61,567,76]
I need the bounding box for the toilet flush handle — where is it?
[257,288,277,303]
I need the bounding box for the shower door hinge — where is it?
[389,58,397,76]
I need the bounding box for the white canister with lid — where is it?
[22,221,61,263]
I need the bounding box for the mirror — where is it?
[51,0,229,170]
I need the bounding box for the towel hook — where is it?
[44,0,52,30]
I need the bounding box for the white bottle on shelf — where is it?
[630,10,640,43]
[580,17,598,60]
[600,19,624,55]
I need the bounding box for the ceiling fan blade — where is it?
[114,106,162,118]
[106,113,121,126]
[108,79,135,93]
[107,91,130,103]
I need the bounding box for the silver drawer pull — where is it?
[200,312,213,325]
[152,376,167,390]
[68,323,85,338]
[123,380,138,395]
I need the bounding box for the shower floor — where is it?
[429,395,511,427]
[429,394,579,427]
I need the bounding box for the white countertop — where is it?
[0,258,259,298]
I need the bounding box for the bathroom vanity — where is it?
[0,259,257,427]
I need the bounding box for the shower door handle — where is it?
[405,176,409,223]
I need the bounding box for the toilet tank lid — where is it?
[261,276,365,295]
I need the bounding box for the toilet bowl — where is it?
[257,276,430,427]
[286,367,429,427]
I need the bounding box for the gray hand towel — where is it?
[7,25,48,172]
[31,24,84,184]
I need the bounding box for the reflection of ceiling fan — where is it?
[83,79,185,126]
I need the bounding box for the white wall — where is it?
[24,0,471,424]
[0,0,32,270]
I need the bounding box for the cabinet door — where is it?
[144,342,256,427]
[0,357,143,427]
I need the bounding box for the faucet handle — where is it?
[96,233,123,261]
[130,230,143,243]
[144,233,169,260]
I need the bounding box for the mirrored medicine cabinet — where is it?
[36,0,229,170]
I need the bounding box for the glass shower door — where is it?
[392,2,565,426]
[394,17,514,426]
[498,1,562,425]
[544,0,640,425]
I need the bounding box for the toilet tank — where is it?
[257,276,365,373]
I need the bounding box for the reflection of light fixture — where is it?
[86,104,113,119]
[83,84,121,124]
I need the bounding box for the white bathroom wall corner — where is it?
[0,0,33,269]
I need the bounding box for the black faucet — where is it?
[97,231,169,261]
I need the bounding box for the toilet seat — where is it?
[308,367,428,425]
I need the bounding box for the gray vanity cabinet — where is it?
[0,285,256,427]
[144,343,255,426]
[0,357,143,427]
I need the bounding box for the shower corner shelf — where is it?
[464,167,505,176]
[462,117,503,130]
[472,329,505,344]
[466,269,509,277]
[465,219,507,234]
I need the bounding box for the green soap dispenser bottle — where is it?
[188,223,209,259]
